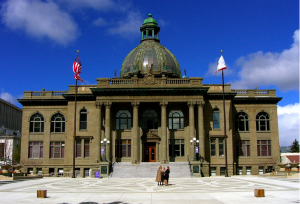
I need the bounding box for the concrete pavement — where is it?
[0,176,299,204]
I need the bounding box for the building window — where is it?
[84,140,90,158]
[211,139,216,156]
[236,140,250,157]
[50,142,65,158]
[246,167,251,175]
[168,110,184,130]
[29,142,43,158]
[142,109,158,129]
[51,113,65,133]
[259,166,264,175]
[237,167,243,175]
[235,112,249,131]
[210,167,216,176]
[169,139,185,157]
[116,110,131,130]
[30,113,44,133]
[115,140,131,158]
[219,139,224,156]
[80,109,87,130]
[213,108,220,129]
[256,112,270,131]
[220,167,226,176]
[257,140,271,156]
[76,140,81,158]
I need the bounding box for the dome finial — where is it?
[148,13,152,17]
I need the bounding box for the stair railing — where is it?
[187,155,193,178]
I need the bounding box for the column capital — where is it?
[95,102,102,108]
[131,101,140,107]
[160,101,168,107]
[104,102,112,107]
[187,101,196,107]
[196,101,205,107]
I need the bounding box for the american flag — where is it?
[73,56,83,82]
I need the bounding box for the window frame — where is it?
[236,140,251,157]
[30,113,44,133]
[84,139,90,158]
[80,109,88,130]
[50,141,65,158]
[212,108,220,129]
[257,140,271,156]
[210,139,216,156]
[168,110,184,130]
[115,139,131,158]
[142,109,158,130]
[235,112,249,132]
[51,113,65,133]
[169,139,185,157]
[116,110,132,130]
[28,141,43,158]
[256,112,270,131]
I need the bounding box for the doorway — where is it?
[144,142,156,162]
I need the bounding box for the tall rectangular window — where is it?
[29,142,43,158]
[219,139,224,156]
[76,140,81,158]
[169,139,185,157]
[50,142,65,158]
[84,140,90,158]
[213,108,220,129]
[80,109,87,130]
[236,140,250,157]
[220,167,226,176]
[210,139,216,156]
[115,140,131,158]
[257,140,271,156]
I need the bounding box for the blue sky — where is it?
[0,0,299,146]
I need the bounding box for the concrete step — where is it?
[112,162,192,178]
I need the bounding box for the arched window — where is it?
[256,112,270,131]
[142,109,158,129]
[235,112,249,131]
[168,110,184,130]
[51,113,65,133]
[116,110,131,130]
[80,109,87,130]
[213,108,220,129]
[30,113,44,133]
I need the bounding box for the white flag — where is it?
[216,55,227,73]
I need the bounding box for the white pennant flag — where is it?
[216,55,227,73]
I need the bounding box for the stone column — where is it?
[197,101,205,161]
[104,102,112,162]
[131,102,140,164]
[95,102,102,162]
[160,101,168,163]
[188,101,196,161]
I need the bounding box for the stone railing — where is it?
[23,91,67,99]
[232,89,276,97]
[98,77,202,88]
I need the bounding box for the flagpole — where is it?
[72,50,79,178]
[221,50,228,177]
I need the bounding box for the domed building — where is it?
[18,14,281,178]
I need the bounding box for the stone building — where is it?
[0,98,22,164]
[18,14,282,177]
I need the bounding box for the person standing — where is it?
[164,166,170,186]
[155,166,163,185]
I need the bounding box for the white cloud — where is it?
[0,91,18,105]
[1,0,79,46]
[278,103,300,146]
[231,30,299,91]
[108,11,143,38]
[93,17,107,26]
[58,0,117,11]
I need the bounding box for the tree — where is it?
[289,139,300,153]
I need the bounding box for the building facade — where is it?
[0,98,22,164]
[18,14,282,177]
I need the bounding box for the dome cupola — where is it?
[120,14,181,78]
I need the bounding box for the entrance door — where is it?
[144,142,156,162]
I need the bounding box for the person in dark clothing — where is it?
[164,166,170,186]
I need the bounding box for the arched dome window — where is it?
[168,110,184,130]
[51,113,65,133]
[142,109,158,130]
[30,113,44,133]
[256,112,270,131]
[235,112,249,131]
[116,110,131,130]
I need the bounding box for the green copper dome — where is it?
[143,14,158,25]
[120,14,181,78]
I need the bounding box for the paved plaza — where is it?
[0,176,299,204]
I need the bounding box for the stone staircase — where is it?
[111,162,192,178]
